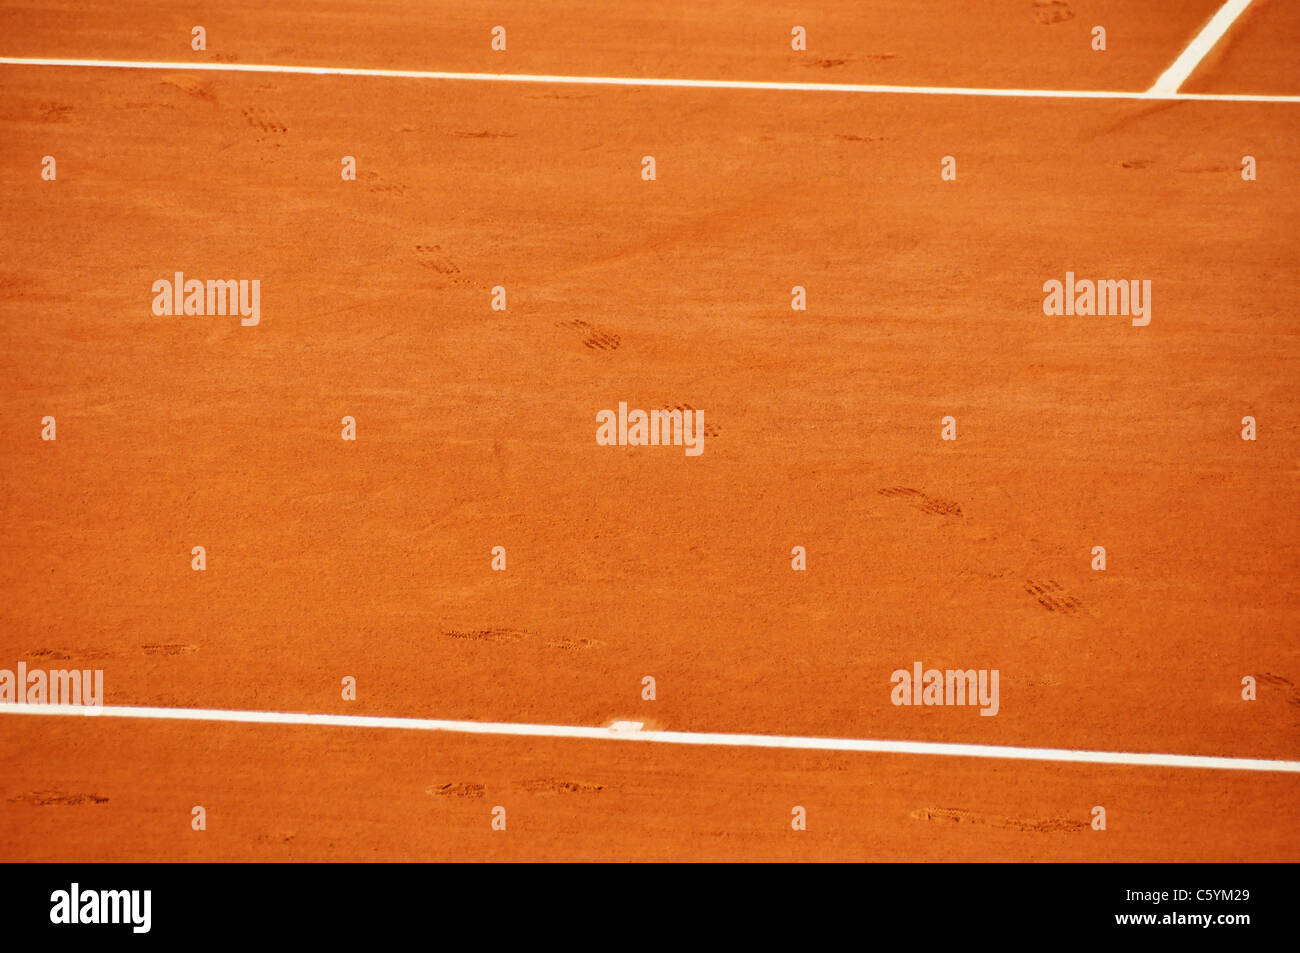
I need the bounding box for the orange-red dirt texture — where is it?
[0,1,1297,861]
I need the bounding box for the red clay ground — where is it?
[5,718,1298,862]
[0,0,1226,89]
[1183,0,1300,96]
[0,1,1297,861]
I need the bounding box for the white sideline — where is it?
[4,703,1300,773]
[1,56,1297,103]
[1149,0,1255,95]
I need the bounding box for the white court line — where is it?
[1149,0,1254,95]
[4,703,1300,773]
[1,56,1298,103]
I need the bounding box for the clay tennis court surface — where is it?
[1,1,1297,861]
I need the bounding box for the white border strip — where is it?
[5,703,1299,773]
[1,56,1297,103]
[1149,0,1254,94]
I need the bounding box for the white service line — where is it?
[1,56,1297,103]
[1149,0,1255,94]
[4,702,1300,773]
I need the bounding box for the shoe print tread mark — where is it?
[10,791,109,807]
[413,245,471,286]
[37,103,73,123]
[661,402,719,437]
[1256,673,1300,708]
[426,782,485,798]
[27,648,71,660]
[142,643,198,656]
[911,806,1087,833]
[242,106,286,133]
[807,55,895,67]
[557,319,621,351]
[256,832,296,844]
[1024,579,1083,614]
[544,637,603,651]
[1033,1,1075,25]
[413,244,466,275]
[443,628,529,644]
[878,486,963,517]
[518,779,605,795]
[160,75,215,102]
[28,646,114,660]
[363,171,406,195]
